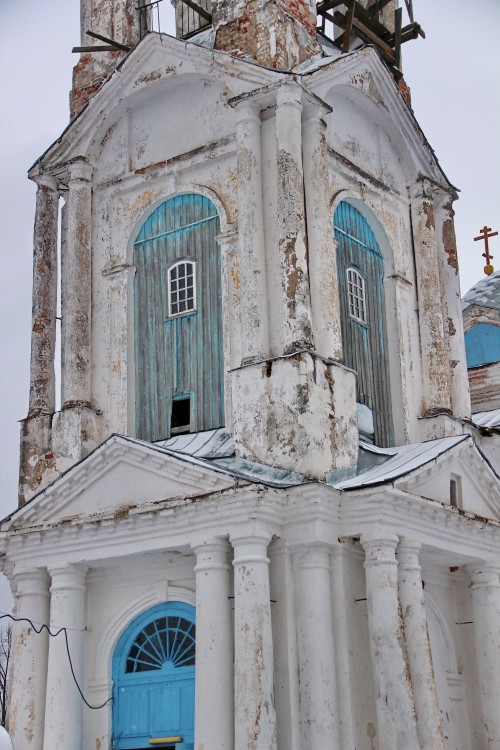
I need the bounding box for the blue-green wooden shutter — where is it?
[134,194,224,441]
[334,201,394,446]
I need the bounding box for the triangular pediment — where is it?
[306,46,452,188]
[335,435,500,521]
[394,437,500,519]
[29,32,282,173]
[3,435,237,529]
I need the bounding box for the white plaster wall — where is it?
[83,554,197,750]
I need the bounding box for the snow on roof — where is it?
[471,409,500,429]
[462,270,500,312]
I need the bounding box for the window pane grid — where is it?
[168,261,196,317]
[347,268,367,324]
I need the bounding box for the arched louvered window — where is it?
[168,260,197,318]
[134,194,224,441]
[346,267,367,324]
[126,615,196,672]
[334,201,393,447]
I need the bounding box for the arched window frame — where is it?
[346,266,367,325]
[167,259,197,318]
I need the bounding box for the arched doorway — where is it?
[334,201,393,446]
[112,602,196,750]
[134,193,224,441]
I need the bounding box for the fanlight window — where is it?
[125,615,196,673]
[168,260,196,317]
[346,267,367,324]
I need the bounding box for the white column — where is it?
[361,533,419,750]
[275,82,313,352]
[193,539,234,750]
[292,543,339,750]
[468,562,500,750]
[234,98,269,363]
[397,540,444,749]
[43,564,87,750]
[232,532,277,750]
[330,545,355,749]
[409,181,451,415]
[302,105,342,360]
[434,190,471,419]
[62,160,93,406]
[29,175,59,416]
[8,569,50,750]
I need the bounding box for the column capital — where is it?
[231,530,272,565]
[291,541,332,571]
[192,538,231,572]
[48,563,88,591]
[397,539,422,570]
[276,81,303,108]
[233,96,262,123]
[68,159,93,183]
[12,566,50,596]
[33,173,59,192]
[361,533,399,565]
[467,561,500,589]
[408,178,434,201]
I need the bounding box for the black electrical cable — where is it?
[0,613,112,710]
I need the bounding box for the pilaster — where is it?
[361,533,419,750]
[234,99,269,363]
[409,180,451,417]
[275,83,312,352]
[61,160,93,407]
[468,562,500,750]
[8,568,50,750]
[192,539,234,750]
[29,174,59,417]
[43,564,88,750]
[433,190,471,419]
[231,531,277,750]
[397,540,444,749]
[302,104,342,360]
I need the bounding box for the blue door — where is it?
[334,201,393,446]
[113,603,196,750]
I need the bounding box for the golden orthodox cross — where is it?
[474,225,498,275]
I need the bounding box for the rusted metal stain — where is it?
[134,193,224,441]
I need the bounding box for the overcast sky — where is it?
[0,0,499,607]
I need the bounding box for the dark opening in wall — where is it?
[171,396,191,434]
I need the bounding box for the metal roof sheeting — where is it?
[462,270,500,312]
[471,409,500,429]
[331,435,469,490]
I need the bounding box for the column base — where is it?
[19,413,57,506]
[231,350,357,478]
[52,404,99,468]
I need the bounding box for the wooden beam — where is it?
[342,0,356,53]
[394,6,402,69]
[316,0,346,14]
[334,10,395,61]
[72,46,118,53]
[86,30,131,51]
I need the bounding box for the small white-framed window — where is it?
[346,267,367,324]
[168,260,196,317]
